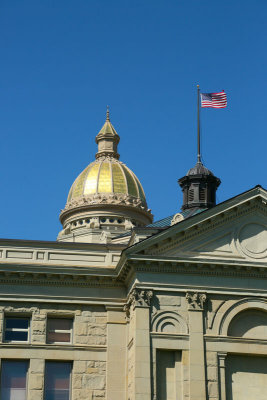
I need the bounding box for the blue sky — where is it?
[0,0,266,240]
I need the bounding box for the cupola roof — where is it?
[179,160,221,211]
[186,161,214,176]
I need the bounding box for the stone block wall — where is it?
[0,302,107,400]
[72,360,106,400]
[75,308,107,346]
[28,359,44,400]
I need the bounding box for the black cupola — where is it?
[178,161,221,210]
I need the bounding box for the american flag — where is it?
[200,91,227,108]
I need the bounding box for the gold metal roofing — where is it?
[64,109,149,214]
[67,158,146,204]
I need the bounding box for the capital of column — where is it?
[218,352,227,368]
[124,288,153,316]
[186,291,206,311]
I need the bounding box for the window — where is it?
[47,318,72,344]
[199,188,206,202]
[1,360,29,400]
[188,188,194,202]
[45,362,72,400]
[4,317,30,342]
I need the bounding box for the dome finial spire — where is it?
[95,108,120,159]
[106,105,110,121]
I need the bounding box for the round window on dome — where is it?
[101,218,106,223]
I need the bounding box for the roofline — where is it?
[119,185,267,257]
[0,237,127,251]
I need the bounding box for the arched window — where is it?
[228,309,267,339]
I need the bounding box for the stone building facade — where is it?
[0,111,267,400]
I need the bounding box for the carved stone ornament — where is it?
[186,292,206,310]
[125,289,153,314]
[237,222,267,259]
[171,212,184,226]
[61,193,150,214]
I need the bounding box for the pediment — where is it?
[191,232,233,254]
[164,215,267,261]
[128,188,267,264]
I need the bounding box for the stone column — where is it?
[126,288,153,400]
[218,352,227,400]
[186,292,207,400]
[106,306,127,400]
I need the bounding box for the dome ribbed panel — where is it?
[67,185,74,203]
[98,162,112,193]
[112,163,127,193]
[71,165,91,199]
[84,162,100,195]
[135,176,146,202]
[65,158,148,209]
[121,165,138,197]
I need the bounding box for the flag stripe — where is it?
[206,102,226,104]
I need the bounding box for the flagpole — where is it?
[197,84,201,163]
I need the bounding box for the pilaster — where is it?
[126,288,153,400]
[186,292,207,400]
[218,352,227,400]
[106,306,127,400]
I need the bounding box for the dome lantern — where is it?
[95,107,120,160]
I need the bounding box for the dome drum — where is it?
[58,205,151,242]
[60,202,153,229]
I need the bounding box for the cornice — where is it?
[0,269,123,288]
[117,256,267,283]
[0,238,125,251]
[0,296,126,306]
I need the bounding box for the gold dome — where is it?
[60,109,152,228]
[67,158,147,206]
